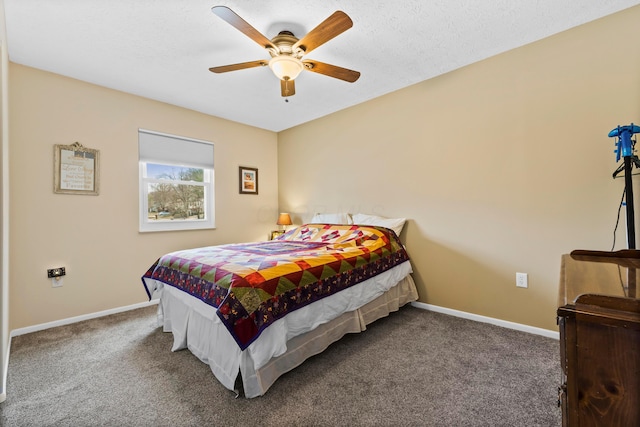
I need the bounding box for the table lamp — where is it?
[277,213,292,232]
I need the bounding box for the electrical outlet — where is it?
[516,272,528,288]
[47,267,66,278]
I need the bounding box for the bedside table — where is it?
[269,230,284,240]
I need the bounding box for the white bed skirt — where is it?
[150,260,418,398]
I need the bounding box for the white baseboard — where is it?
[10,300,159,338]
[410,301,560,340]
[0,335,9,403]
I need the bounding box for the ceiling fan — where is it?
[209,6,361,98]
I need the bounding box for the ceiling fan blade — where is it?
[292,11,353,55]
[209,60,268,73]
[302,60,360,83]
[280,79,296,97]
[212,6,277,50]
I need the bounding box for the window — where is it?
[139,129,215,232]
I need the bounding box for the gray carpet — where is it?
[0,305,561,426]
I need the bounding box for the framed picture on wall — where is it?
[239,166,258,194]
[54,142,100,195]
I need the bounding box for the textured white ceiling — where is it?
[4,1,640,132]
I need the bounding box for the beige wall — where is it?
[9,64,278,330]
[278,6,640,331]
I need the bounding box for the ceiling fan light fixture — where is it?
[269,55,304,81]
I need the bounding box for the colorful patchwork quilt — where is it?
[142,224,410,350]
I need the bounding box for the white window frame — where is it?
[138,129,215,232]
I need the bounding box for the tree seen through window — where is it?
[146,164,205,221]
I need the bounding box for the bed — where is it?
[141,223,418,398]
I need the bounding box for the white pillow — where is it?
[310,212,352,225]
[352,213,406,236]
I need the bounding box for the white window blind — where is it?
[139,129,214,168]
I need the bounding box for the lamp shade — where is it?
[277,213,292,226]
[269,56,304,81]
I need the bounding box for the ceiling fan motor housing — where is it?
[269,31,304,58]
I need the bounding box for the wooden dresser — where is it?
[557,250,640,426]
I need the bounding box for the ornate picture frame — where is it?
[54,142,100,195]
[239,166,258,195]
